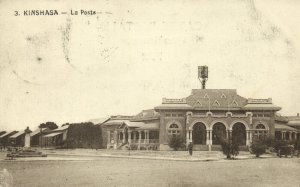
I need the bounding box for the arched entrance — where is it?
[212,122,226,145]
[192,122,206,144]
[232,122,246,146]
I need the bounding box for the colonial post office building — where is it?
[102,88,286,151]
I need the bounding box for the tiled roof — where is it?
[275,124,298,131]
[186,89,247,110]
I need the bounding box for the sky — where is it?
[0,0,300,131]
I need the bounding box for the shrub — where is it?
[273,140,288,153]
[294,140,300,151]
[220,138,239,159]
[261,136,275,148]
[168,135,185,151]
[250,140,267,157]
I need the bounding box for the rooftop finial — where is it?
[198,66,208,89]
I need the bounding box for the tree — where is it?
[220,138,239,159]
[64,122,102,149]
[250,140,267,158]
[168,135,184,151]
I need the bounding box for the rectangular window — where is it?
[166,114,171,117]
[172,114,177,117]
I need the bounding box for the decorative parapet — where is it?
[247,98,272,104]
[162,98,186,104]
[190,111,253,122]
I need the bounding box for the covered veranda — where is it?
[275,124,299,141]
[104,120,159,150]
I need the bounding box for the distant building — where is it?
[41,125,69,147]
[30,128,52,147]
[0,131,18,148]
[9,130,26,147]
[274,114,300,141]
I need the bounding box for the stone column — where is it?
[113,131,118,149]
[249,131,253,144]
[246,130,249,146]
[226,130,229,140]
[190,130,193,141]
[128,131,132,143]
[289,132,292,140]
[138,131,141,150]
[122,131,126,143]
[206,130,210,145]
[186,130,189,145]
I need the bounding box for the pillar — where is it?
[138,131,141,150]
[206,130,210,145]
[226,130,229,139]
[246,130,249,146]
[122,131,126,143]
[128,131,131,143]
[249,131,252,143]
[281,131,284,140]
[186,130,189,145]
[289,132,292,140]
[190,130,193,141]
[133,132,136,143]
[113,131,118,149]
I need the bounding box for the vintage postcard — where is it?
[0,0,300,186]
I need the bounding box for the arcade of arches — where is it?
[186,122,258,146]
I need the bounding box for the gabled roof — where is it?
[0,131,18,138]
[9,131,25,138]
[50,125,69,132]
[43,132,63,137]
[0,131,6,136]
[30,128,50,136]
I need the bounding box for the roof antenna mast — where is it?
[198,66,208,89]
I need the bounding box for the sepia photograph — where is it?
[0,0,300,186]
